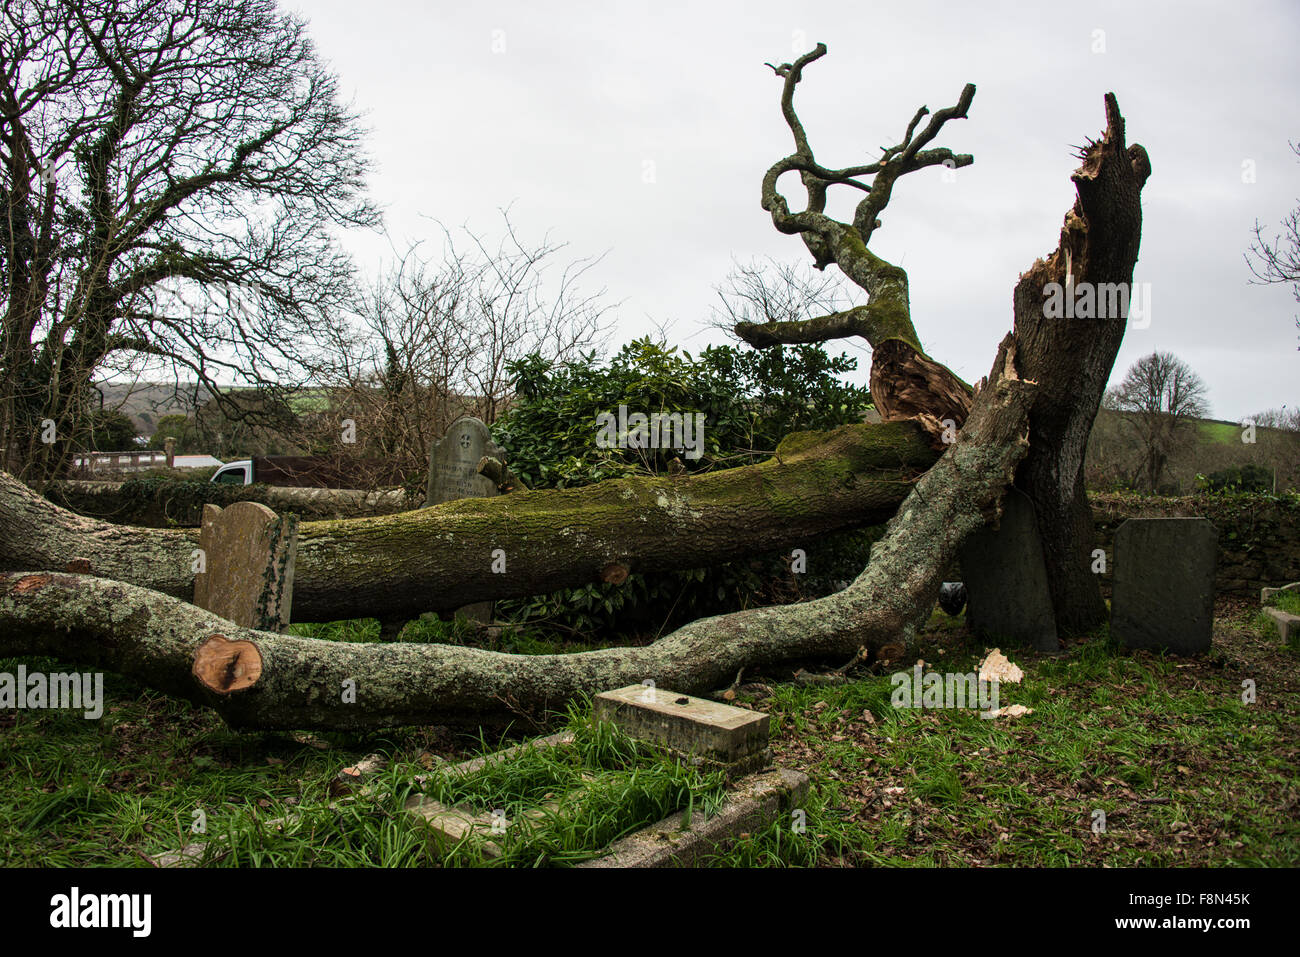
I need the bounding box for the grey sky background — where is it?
[289,0,1300,422]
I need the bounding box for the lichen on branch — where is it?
[746,43,977,438]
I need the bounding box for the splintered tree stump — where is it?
[739,45,1147,637]
[193,634,264,694]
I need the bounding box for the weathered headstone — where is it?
[1111,517,1216,655]
[193,501,298,632]
[426,415,504,505]
[958,488,1059,651]
[426,416,505,622]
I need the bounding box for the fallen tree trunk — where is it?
[0,337,1033,730]
[0,421,937,621]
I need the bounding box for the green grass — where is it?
[1265,589,1300,615]
[2,610,1296,867]
[697,618,1299,867]
[421,705,729,866]
[1197,420,1243,444]
[1254,589,1300,649]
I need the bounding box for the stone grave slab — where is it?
[1111,517,1216,655]
[426,415,505,622]
[958,487,1058,651]
[578,767,809,868]
[1261,582,1300,603]
[1262,606,1300,647]
[593,684,771,772]
[193,501,298,632]
[405,686,799,866]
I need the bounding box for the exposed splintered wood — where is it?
[0,421,938,622]
[1011,92,1150,635]
[0,332,1033,731]
[193,634,264,694]
[868,339,974,448]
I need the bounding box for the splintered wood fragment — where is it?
[192,634,263,694]
[11,574,51,594]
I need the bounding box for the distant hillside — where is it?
[1087,408,1300,493]
[95,381,213,435]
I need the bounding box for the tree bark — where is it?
[1011,94,1151,635]
[0,421,938,622]
[0,336,1033,730]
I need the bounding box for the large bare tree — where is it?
[1246,140,1300,348]
[0,0,378,482]
[1105,351,1210,493]
[311,213,611,482]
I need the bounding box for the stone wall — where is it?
[1090,492,1300,597]
[45,478,418,527]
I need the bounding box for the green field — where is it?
[1198,420,1246,444]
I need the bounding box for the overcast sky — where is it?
[288,0,1300,422]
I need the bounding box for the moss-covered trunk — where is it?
[0,421,938,622]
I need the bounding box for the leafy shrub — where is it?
[490,339,878,640]
[1200,464,1273,493]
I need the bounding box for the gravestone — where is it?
[193,501,298,632]
[958,488,1059,651]
[426,416,505,622]
[594,684,772,774]
[426,415,504,505]
[1111,518,1216,655]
